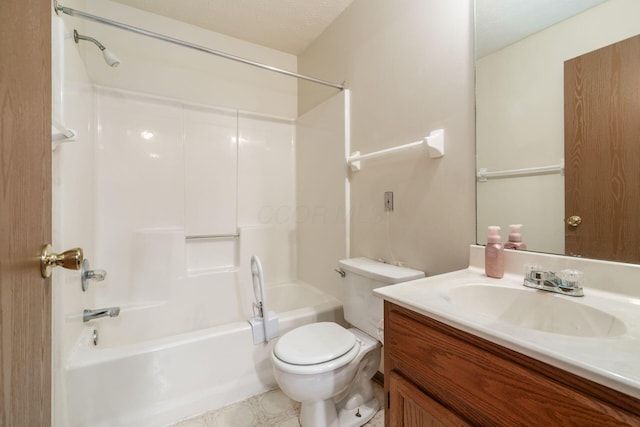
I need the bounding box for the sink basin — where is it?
[448,284,627,338]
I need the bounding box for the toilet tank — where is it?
[338,257,424,339]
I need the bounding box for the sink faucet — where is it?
[83,307,120,322]
[523,268,584,297]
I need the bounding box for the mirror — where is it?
[475,0,640,262]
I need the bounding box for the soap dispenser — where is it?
[504,224,527,250]
[485,226,504,278]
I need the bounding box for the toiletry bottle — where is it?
[504,224,527,250]
[485,226,504,278]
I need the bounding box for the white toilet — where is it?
[271,257,424,427]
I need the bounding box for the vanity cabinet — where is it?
[384,301,640,426]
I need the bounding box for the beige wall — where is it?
[476,0,640,254]
[298,0,476,276]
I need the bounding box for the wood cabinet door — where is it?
[389,372,470,427]
[564,34,640,263]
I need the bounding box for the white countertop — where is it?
[374,266,640,399]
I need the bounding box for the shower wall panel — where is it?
[237,113,296,228]
[94,89,185,306]
[92,87,295,308]
[184,106,238,237]
[296,92,348,301]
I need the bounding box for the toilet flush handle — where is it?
[335,268,346,278]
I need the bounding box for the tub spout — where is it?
[83,307,120,322]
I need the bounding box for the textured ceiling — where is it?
[109,0,610,58]
[476,0,608,57]
[110,0,354,55]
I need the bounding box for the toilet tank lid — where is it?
[338,257,425,284]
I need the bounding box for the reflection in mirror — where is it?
[475,0,640,263]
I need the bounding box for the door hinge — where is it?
[387,391,390,409]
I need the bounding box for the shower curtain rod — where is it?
[54,2,345,90]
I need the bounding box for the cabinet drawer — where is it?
[385,302,640,426]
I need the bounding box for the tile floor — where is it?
[172,382,385,427]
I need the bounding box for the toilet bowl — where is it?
[272,323,380,427]
[271,258,424,427]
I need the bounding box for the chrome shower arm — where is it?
[73,30,106,51]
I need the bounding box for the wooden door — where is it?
[564,34,640,263]
[0,1,52,426]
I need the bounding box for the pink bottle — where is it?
[504,224,527,250]
[485,226,504,278]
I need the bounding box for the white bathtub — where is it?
[64,281,343,427]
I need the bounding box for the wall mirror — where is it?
[475,0,640,263]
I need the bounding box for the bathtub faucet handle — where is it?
[335,268,346,278]
[81,259,107,292]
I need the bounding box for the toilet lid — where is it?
[274,322,356,365]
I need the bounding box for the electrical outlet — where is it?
[384,192,394,211]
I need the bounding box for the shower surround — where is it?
[53,4,348,425]
[57,78,347,427]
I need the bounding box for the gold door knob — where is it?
[40,244,84,278]
[567,215,582,227]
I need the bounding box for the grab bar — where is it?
[251,256,267,318]
[185,233,239,240]
[249,256,279,344]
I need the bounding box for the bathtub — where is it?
[64,281,344,427]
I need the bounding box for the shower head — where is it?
[73,29,121,67]
[101,48,121,67]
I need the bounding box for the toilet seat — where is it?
[275,322,356,365]
[272,323,361,375]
